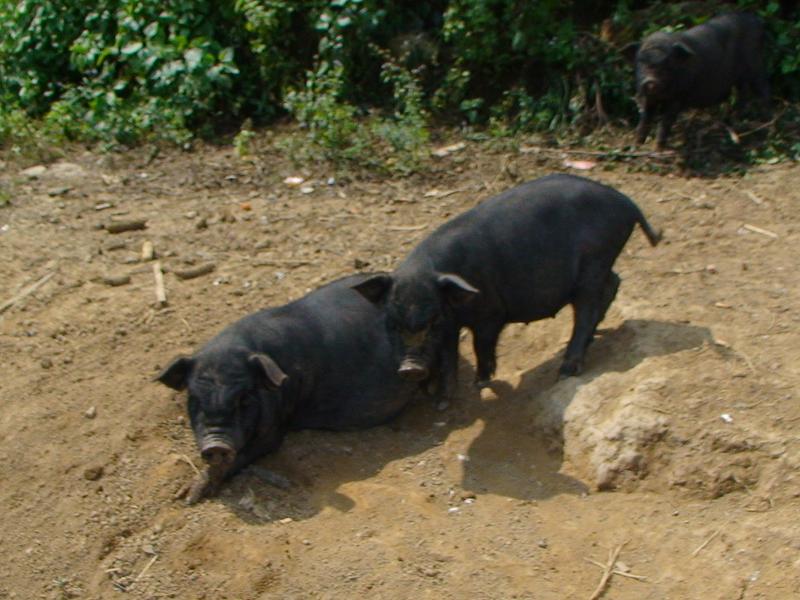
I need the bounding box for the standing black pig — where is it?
[156,274,418,504]
[353,174,661,393]
[623,13,769,149]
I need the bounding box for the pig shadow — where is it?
[459,319,714,500]
[217,319,713,523]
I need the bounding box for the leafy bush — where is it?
[0,0,799,163]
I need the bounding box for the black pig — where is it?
[353,174,661,393]
[156,274,418,504]
[623,13,769,149]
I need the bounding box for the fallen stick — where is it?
[741,223,778,239]
[519,145,675,160]
[253,258,312,268]
[692,527,723,557]
[588,542,627,600]
[387,224,428,232]
[106,218,147,234]
[152,261,167,306]
[177,454,201,476]
[744,191,764,205]
[584,559,647,581]
[0,272,55,315]
[134,554,158,582]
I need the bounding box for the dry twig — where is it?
[587,541,629,600]
[0,272,55,315]
[177,454,201,476]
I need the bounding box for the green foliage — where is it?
[0,0,799,167]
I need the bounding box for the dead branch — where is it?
[588,541,629,600]
[0,272,55,315]
[519,145,675,160]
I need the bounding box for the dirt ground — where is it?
[1,135,799,600]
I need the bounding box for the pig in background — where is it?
[156,274,420,504]
[623,12,769,149]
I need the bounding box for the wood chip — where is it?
[152,261,167,306]
[141,241,154,261]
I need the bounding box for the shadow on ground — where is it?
[218,318,713,523]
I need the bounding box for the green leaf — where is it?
[121,41,143,56]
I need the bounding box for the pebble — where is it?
[21,165,46,179]
[84,466,104,481]
[279,517,294,524]
[538,539,548,548]
[40,358,53,369]
[84,406,97,419]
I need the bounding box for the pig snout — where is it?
[200,437,236,466]
[397,357,430,382]
[640,77,662,96]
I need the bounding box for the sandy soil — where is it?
[0,138,798,600]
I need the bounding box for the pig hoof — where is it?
[473,378,491,389]
[557,362,582,380]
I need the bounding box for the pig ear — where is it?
[672,41,694,59]
[622,42,639,63]
[248,353,288,390]
[437,273,479,306]
[352,273,393,305]
[156,356,194,391]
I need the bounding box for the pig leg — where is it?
[584,271,621,349]
[472,320,504,387]
[655,108,678,150]
[559,265,615,378]
[431,322,460,400]
[596,271,620,326]
[635,108,653,145]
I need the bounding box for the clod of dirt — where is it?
[102,274,131,287]
[40,358,53,369]
[83,466,104,481]
[173,263,216,280]
[105,219,147,234]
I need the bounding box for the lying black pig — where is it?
[156,274,419,504]
[353,174,661,393]
[623,12,769,149]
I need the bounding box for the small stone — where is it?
[279,517,294,524]
[142,543,157,555]
[40,358,53,369]
[302,539,311,546]
[84,466,104,481]
[47,186,71,197]
[21,165,46,179]
[537,539,548,548]
[84,406,97,419]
